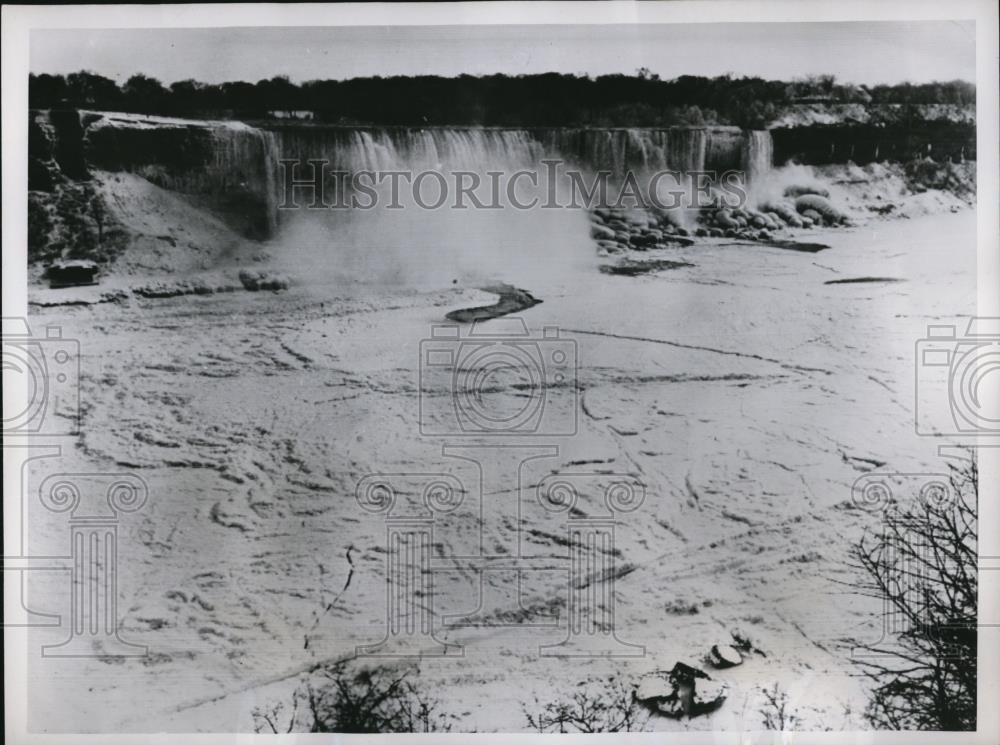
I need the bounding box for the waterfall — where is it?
[262,124,754,281]
[273,125,752,190]
[260,130,280,235]
[271,126,727,186]
[265,126,597,289]
[667,129,707,173]
[69,110,978,249]
[182,123,777,244]
[704,128,744,173]
[272,125,741,217]
[203,122,282,237]
[273,127,547,175]
[529,128,711,175]
[741,130,773,194]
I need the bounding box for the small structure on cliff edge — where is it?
[46,259,99,288]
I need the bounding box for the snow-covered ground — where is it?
[23,208,976,732]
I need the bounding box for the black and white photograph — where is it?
[3,2,998,740]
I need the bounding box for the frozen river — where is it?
[23,209,977,732]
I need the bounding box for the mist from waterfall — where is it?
[256,125,754,291]
[265,128,583,293]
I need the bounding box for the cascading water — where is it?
[531,128,715,175]
[741,130,774,204]
[201,123,283,238]
[272,127,548,175]
[68,112,784,287]
[266,127,585,291]
[270,126,739,186]
[257,124,759,288]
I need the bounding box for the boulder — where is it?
[635,662,728,719]
[631,233,659,249]
[714,209,738,229]
[761,201,803,227]
[709,644,743,669]
[758,213,780,230]
[795,194,846,224]
[590,224,616,241]
[691,677,729,715]
[657,695,686,718]
[635,673,673,702]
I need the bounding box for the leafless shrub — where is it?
[523,673,649,733]
[851,455,977,730]
[254,663,460,733]
[759,682,800,730]
[252,690,302,734]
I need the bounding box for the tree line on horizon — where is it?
[28,70,976,128]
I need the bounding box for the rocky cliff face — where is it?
[772,122,975,166]
[27,109,978,268]
[266,124,745,176]
[31,110,279,240]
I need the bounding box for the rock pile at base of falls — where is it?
[589,184,853,255]
[589,208,695,255]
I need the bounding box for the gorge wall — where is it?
[31,110,279,240]
[771,122,975,166]
[28,109,978,250]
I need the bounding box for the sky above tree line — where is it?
[30,21,975,87]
